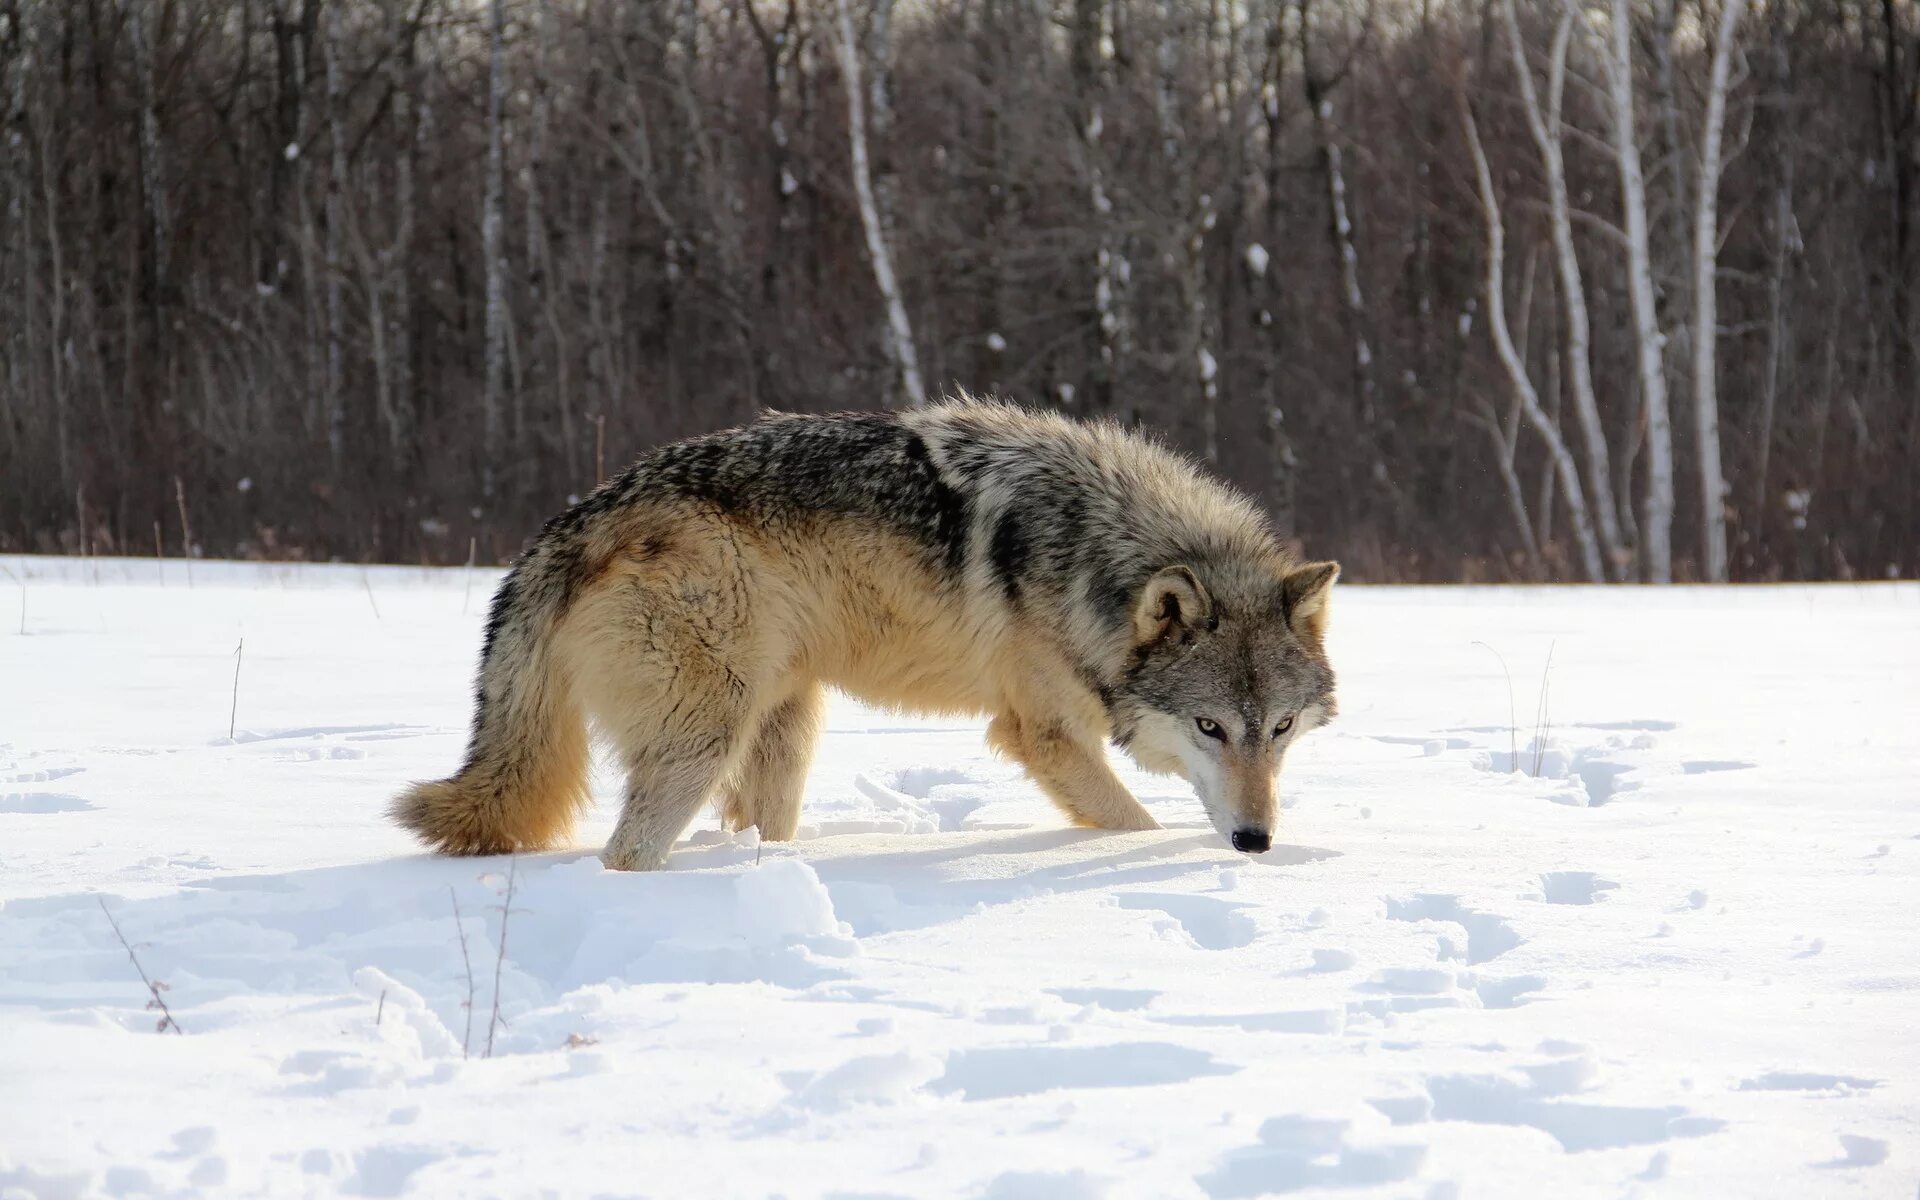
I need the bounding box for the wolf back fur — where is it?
[393,397,1339,870]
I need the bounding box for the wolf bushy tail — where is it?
[391,548,591,855]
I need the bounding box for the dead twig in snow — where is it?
[486,856,518,1058]
[98,898,184,1034]
[375,988,388,1026]
[1531,641,1557,776]
[229,637,244,740]
[451,886,476,1059]
[362,571,383,621]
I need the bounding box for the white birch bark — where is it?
[832,0,924,408]
[1502,0,1628,578]
[1590,0,1675,583]
[1463,97,1607,583]
[1691,0,1747,582]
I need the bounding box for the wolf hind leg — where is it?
[987,711,1159,832]
[595,675,754,870]
[565,611,760,871]
[721,682,825,841]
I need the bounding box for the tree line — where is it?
[1,0,1914,581]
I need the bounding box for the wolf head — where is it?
[1109,561,1339,853]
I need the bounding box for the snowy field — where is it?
[1,555,1915,1199]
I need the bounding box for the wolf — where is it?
[393,397,1339,870]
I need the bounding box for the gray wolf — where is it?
[393,397,1339,870]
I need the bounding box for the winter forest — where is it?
[0,0,1915,582]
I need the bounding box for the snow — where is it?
[2,557,1916,1198]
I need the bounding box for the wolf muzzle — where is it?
[1230,828,1271,854]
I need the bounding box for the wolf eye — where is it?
[1271,715,1295,739]
[1195,717,1226,741]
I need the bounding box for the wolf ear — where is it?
[1132,566,1212,645]
[1280,561,1340,641]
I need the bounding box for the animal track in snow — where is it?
[1385,893,1523,964]
[222,723,427,746]
[1539,872,1620,905]
[1048,987,1158,1012]
[1474,974,1548,1009]
[1452,719,1676,735]
[1423,1071,1724,1152]
[1116,892,1258,951]
[930,1042,1232,1101]
[887,766,975,798]
[1156,1009,1344,1035]
[1821,1135,1889,1168]
[1197,1114,1425,1197]
[1683,759,1755,774]
[2,766,85,784]
[1737,1072,1880,1094]
[0,792,95,814]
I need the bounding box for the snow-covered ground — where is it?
[2,555,1915,1199]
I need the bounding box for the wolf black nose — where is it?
[1231,829,1271,854]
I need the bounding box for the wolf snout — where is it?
[1230,829,1271,854]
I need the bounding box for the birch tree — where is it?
[1462,94,1607,583]
[1691,0,1748,582]
[832,0,923,408]
[1502,0,1628,578]
[1588,0,1675,583]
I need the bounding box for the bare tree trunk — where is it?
[1593,0,1675,583]
[1463,95,1605,583]
[482,0,508,495]
[6,15,35,476]
[1300,0,1387,514]
[1158,0,1218,461]
[741,0,801,308]
[1073,0,1130,416]
[35,78,72,493]
[523,0,555,494]
[1502,0,1628,578]
[1754,16,1798,527]
[323,0,347,473]
[383,3,424,475]
[833,0,923,407]
[1257,0,1295,536]
[1467,393,1544,580]
[1304,64,1375,427]
[129,0,171,474]
[1691,0,1747,582]
[1646,0,1692,433]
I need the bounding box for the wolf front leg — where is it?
[987,711,1160,832]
